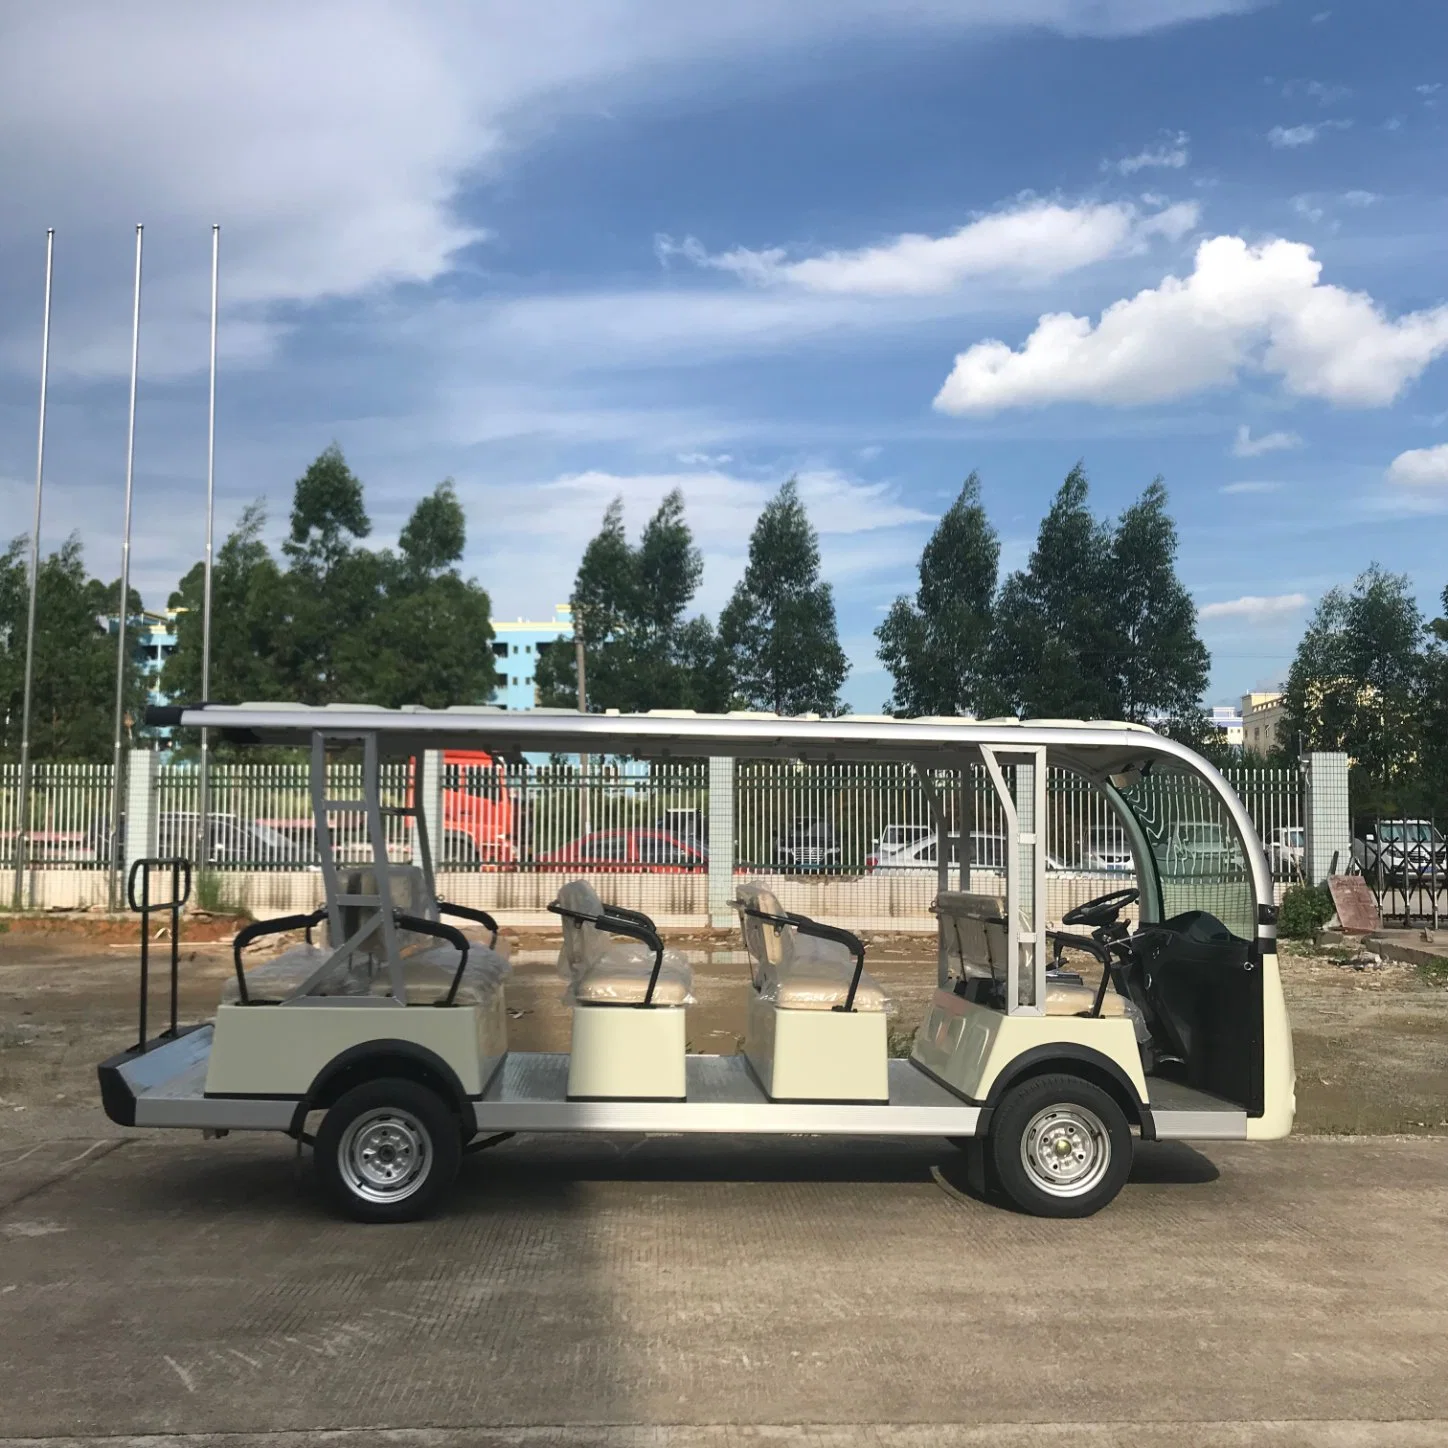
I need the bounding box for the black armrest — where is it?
[230,907,328,1005]
[546,901,667,1006]
[436,899,500,949]
[744,907,868,1012]
[394,913,471,1005]
[601,903,656,931]
[1047,930,1120,1018]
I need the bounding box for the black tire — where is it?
[314,1077,461,1223]
[989,1073,1132,1219]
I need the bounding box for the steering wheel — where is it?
[1062,887,1139,930]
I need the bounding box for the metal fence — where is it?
[3,757,1304,877]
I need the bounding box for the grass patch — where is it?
[887,1021,918,1058]
[1416,956,1448,987]
[194,870,229,913]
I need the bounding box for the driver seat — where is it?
[935,891,1133,1017]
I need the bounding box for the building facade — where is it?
[491,604,574,710]
[1241,691,1286,756]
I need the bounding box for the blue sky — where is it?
[1,0,1445,712]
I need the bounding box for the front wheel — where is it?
[315,1078,461,1223]
[989,1074,1131,1218]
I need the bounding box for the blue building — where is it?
[491,604,574,710]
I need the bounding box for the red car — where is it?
[538,828,706,873]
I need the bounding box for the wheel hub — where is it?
[1021,1104,1110,1198]
[340,1108,431,1203]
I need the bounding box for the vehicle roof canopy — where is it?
[161,702,1189,778]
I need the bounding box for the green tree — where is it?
[279,445,381,703]
[988,464,1116,718]
[162,503,289,705]
[876,472,1001,717]
[987,465,1208,726]
[536,490,719,711]
[719,478,848,716]
[164,468,496,720]
[341,482,497,709]
[1281,564,1428,788]
[0,534,145,761]
[1105,479,1209,727]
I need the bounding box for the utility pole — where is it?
[197,225,219,878]
[107,224,143,912]
[12,229,54,912]
[573,606,589,838]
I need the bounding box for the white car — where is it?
[1080,827,1133,873]
[1268,826,1305,876]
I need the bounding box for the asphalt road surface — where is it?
[2,1128,1446,1447]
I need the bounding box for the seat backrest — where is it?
[338,864,436,951]
[734,879,788,991]
[553,878,612,979]
[933,890,1010,982]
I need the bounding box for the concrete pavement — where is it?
[1,1131,1446,1444]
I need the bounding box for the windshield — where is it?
[1380,821,1440,844]
[1115,765,1256,938]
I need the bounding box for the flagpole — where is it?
[10,229,54,913]
[107,224,143,913]
[197,224,219,876]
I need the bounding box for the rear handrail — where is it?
[744,906,868,1012]
[230,907,329,1004]
[393,912,471,1005]
[436,899,500,950]
[125,857,193,1048]
[547,901,667,1007]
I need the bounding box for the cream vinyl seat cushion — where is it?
[553,880,694,1006]
[733,880,888,1013]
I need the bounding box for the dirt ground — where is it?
[0,916,1443,1136]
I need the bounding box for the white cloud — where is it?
[1219,480,1282,494]
[1268,119,1351,148]
[676,451,733,466]
[1105,132,1190,175]
[932,234,1448,415]
[1199,593,1309,621]
[658,198,1200,297]
[0,1,1248,380]
[1387,443,1448,486]
[1232,424,1302,457]
[1341,189,1380,206]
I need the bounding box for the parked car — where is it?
[1164,820,1244,875]
[538,827,706,872]
[1268,826,1305,876]
[1080,826,1133,873]
[774,818,840,871]
[155,811,295,867]
[867,830,1080,875]
[1353,818,1447,883]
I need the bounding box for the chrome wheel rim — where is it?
[1020,1103,1110,1198]
[339,1107,431,1204]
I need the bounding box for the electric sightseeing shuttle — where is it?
[100,705,1294,1222]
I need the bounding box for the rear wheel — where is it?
[315,1078,460,1223]
[989,1073,1131,1218]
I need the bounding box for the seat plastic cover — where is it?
[733,880,890,1013]
[552,879,694,1006]
[223,922,511,1005]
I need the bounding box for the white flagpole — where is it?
[107,223,143,912]
[197,224,219,874]
[10,229,54,913]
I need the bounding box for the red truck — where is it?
[439,750,516,864]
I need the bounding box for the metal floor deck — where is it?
[1145,1076,1248,1140]
[473,1053,983,1136]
